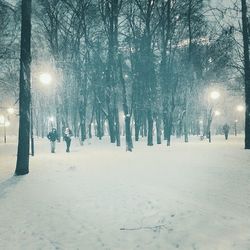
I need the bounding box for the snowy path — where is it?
[0,136,250,250]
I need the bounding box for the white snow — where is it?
[0,136,250,250]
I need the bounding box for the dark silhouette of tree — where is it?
[241,0,250,149]
[15,0,32,175]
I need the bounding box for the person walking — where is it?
[223,123,230,140]
[47,128,58,153]
[63,127,73,152]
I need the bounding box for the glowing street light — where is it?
[236,105,244,112]
[234,105,244,136]
[0,116,9,143]
[48,116,54,122]
[210,91,220,100]
[234,119,238,136]
[39,73,52,85]
[214,110,221,116]
[207,90,221,143]
[0,115,4,124]
[30,72,52,155]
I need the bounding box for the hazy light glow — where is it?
[0,115,4,124]
[214,110,221,116]
[7,107,14,115]
[235,119,238,123]
[48,116,54,122]
[237,105,244,112]
[39,73,52,85]
[210,91,220,100]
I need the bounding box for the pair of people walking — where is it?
[47,127,73,153]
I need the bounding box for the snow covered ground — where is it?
[0,136,250,250]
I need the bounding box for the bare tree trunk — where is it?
[114,96,120,146]
[147,109,153,146]
[96,101,102,140]
[166,114,173,146]
[15,0,32,175]
[156,116,161,144]
[184,110,189,143]
[134,113,141,141]
[241,0,250,149]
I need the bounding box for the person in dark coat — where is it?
[63,127,73,152]
[223,123,230,140]
[47,128,58,153]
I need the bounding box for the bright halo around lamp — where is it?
[236,105,244,112]
[214,110,221,116]
[39,73,52,85]
[48,116,54,122]
[210,91,220,100]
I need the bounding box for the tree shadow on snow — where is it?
[0,175,23,199]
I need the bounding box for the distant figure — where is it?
[223,123,230,140]
[47,128,58,153]
[63,127,73,152]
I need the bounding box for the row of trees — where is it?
[31,0,235,148]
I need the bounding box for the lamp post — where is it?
[207,90,220,142]
[234,105,244,136]
[210,91,220,100]
[214,110,221,117]
[30,72,52,156]
[0,115,5,143]
[39,73,52,85]
[3,120,10,143]
[234,119,238,136]
[0,107,14,143]
[237,105,244,112]
[0,116,10,143]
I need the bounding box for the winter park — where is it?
[1,0,250,250]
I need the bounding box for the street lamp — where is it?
[234,119,238,136]
[207,90,220,143]
[0,115,5,143]
[4,120,10,143]
[234,105,244,136]
[0,115,10,143]
[236,105,244,112]
[39,73,52,85]
[214,110,221,116]
[48,116,54,122]
[30,72,53,156]
[210,91,220,100]
[0,115,4,124]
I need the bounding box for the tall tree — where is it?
[15,0,32,175]
[241,0,250,149]
[99,0,122,146]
